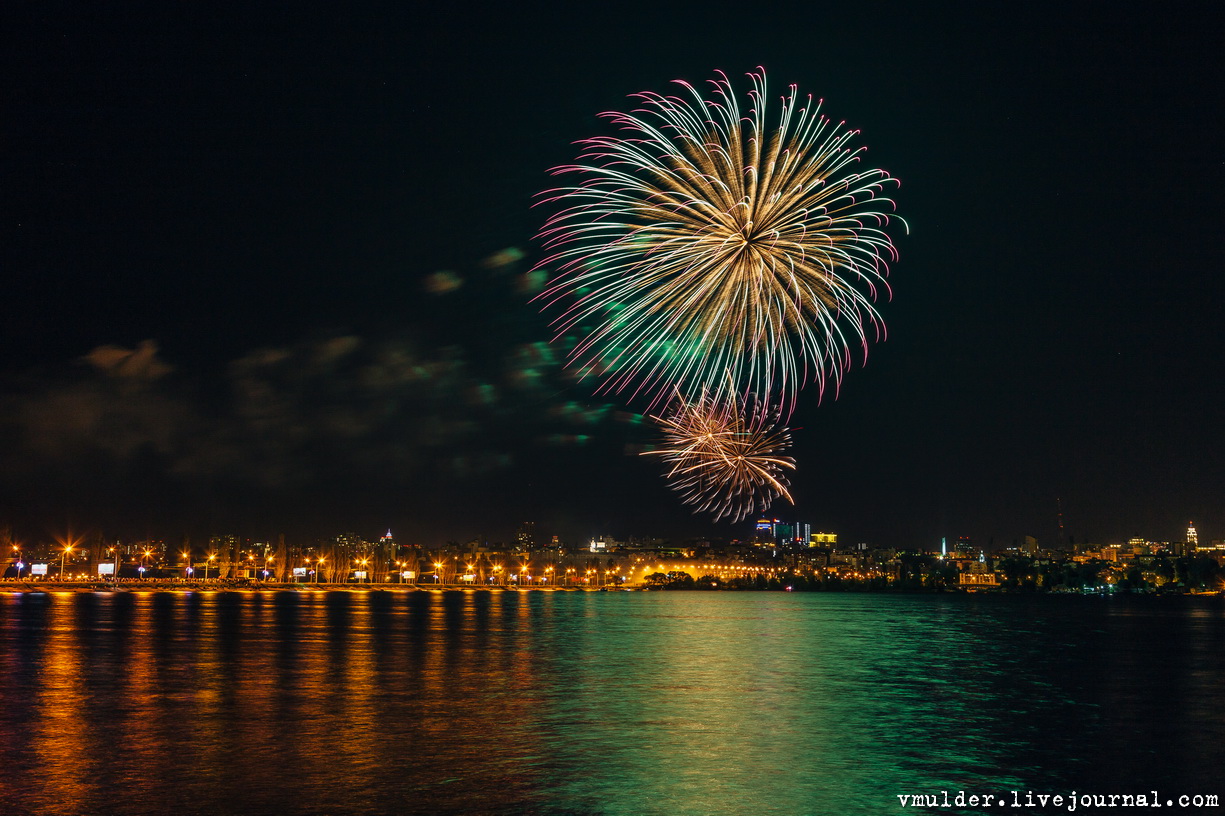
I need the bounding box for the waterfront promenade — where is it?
[0,579,624,592]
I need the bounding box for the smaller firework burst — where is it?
[644,386,795,523]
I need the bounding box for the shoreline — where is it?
[0,581,628,593]
[2,581,1219,597]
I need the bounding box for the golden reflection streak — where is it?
[26,593,91,815]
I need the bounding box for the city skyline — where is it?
[10,512,1223,599]
[1,511,1215,559]
[2,5,1221,550]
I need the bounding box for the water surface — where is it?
[1,590,1222,815]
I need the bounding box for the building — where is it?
[958,570,1001,590]
[516,522,537,551]
[378,529,396,564]
[1196,539,1225,564]
[947,536,974,557]
[208,534,242,578]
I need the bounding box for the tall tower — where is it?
[1187,522,1198,552]
[1056,497,1068,551]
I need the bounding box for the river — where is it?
[1,589,1222,815]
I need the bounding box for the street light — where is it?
[206,553,217,581]
[433,562,444,584]
[59,543,74,582]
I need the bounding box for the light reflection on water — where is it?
[1,590,1222,815]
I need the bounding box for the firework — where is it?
[643,386,795,523]
[536,68,904,412]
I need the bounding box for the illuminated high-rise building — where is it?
[945,535,974,558]
[1187,522,1198,550]
[334,532,366,553]
[379,529,395,561]
[516,522,536,551]
[755,518,778,538]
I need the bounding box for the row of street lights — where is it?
[13,543,632,587]
[421,560,617,587]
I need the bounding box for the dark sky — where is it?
[2,3,1221,549]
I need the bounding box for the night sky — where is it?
[2,4,1221,549]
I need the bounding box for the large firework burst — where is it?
[643,386,795,523]
[536,68,904,413]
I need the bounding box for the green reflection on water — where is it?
[518,593,1026,815]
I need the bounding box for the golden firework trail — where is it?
[536,68,905,414]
